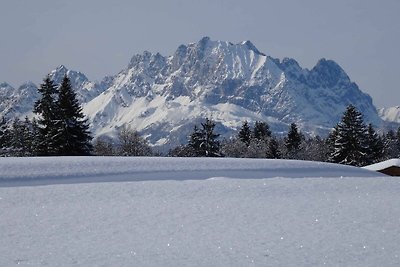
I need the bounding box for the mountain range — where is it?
[0,37,397,149]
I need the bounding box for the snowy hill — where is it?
[0,37,383,148]
[1,157,399,266]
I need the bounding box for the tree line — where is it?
[0,75,92,156]
[0,75,399,167]
[169,105,400,167]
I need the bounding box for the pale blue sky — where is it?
[1,0,399,107]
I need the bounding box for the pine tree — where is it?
[188,118,220,157]
[284,123,303,158]
[33,76,60,155]
[266,136,281,159]
[56,75,92,155]
[326,126,338,160]
[253,121,271,140]
[365,124,384,164]
[0,117,11,156]
[9,118,34,157]
[383,129,399,159]
[330,105,368,166]
[188,125,203,156]
[200,118,221,157]
[238,120,251,146]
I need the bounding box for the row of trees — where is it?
[0,76,399,168]
[0,76,92,156]
[169,105,400,167]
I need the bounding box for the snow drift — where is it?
[1,157,399,266]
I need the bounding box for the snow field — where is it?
[0,157,399,266]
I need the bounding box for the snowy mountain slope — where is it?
[49,65,106,103]
[378,106,400,123]
[0,82,38,119]
[83,37,381,147]
[0,37,383,148]
[1,157,399,267]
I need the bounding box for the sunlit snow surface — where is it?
[1,157,399,266]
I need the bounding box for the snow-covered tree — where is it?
[383,129,399,159]
[188,118,221,157]
[0,117,11,156]
[188,125,203,155]
[200,118,221,157]
[329,105,368,166]
[8,117,34,157]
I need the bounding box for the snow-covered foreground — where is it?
[1,157,399,266]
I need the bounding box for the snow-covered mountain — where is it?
[378,106,400,123]
[0,37,384,149]
[0,81,39,119]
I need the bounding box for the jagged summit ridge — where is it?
[0,37,383,149]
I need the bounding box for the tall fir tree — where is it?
[188,118,220,157]
[9,117,34,157]
[266,136,281,159]
[364,124,384,164]
[253,121,271,140]
[238,120,251,146]
[33,76,60,155]
[0,117,10,155]
[56,75,92,155]
[188,125,203,156]
[329,105,368,166]
[284,123,303,158]
[383,129,399,159]
[200,118,221,157]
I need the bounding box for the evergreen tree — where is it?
[284,123,303,158]
[56,75,92,155]
[330,105,368,166]
[188,125,203,156]
[266,136,281,159]
[188,118,221,157]
[0,117,11,155]
[238,120,251,146]
[383,129,399,159]
[365,124,384,164]
[253,121,271,140]
[33,76,60,155]
[9,118,33,156]
[30,118,40,155]
[199,118,221,157]
[326,126,339,160]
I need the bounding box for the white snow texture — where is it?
[1,157,399,266]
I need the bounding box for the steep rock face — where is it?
[49,65,105,103]
[84,37,381,147]
[0,37,383,149]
